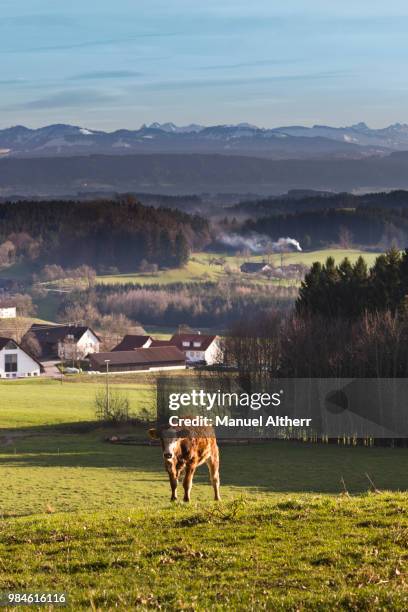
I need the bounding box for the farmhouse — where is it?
[89,346,186,373]
[169,333,221,365]
[240,262,272,274]
[0,337,42,379]
[28,324,100,360]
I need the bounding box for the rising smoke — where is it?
[218,232,302,253]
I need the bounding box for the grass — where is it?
[0,378,155,429]
[0,444,408,609]
[1,435,408,516]
[0,495,406,610]
[33,292,61,322]
[95,249,382,286]
[1,377,407,609]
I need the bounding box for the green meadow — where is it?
[0,378,154,429]
[1,376,407,609]
[95,249,381,286]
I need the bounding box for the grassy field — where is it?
[0,378,155,429]
[0,434,408,609]
[2,494,408,610]
[1,433,408,516]
[95,249,382,286]
[1,377,408,609]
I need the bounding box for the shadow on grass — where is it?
[1,422,408,494]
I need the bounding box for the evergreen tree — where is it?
[159,229,173,266]
[174,231,190,267]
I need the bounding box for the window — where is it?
[193,342,201,348]
[5,353,17,373]
[182,341,190,347]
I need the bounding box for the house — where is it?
[0,307,16,319]
[168,333,221,365]
[112,335,152,351]
[28,324,100,360]
[0,337,42,379]
[240,262,273,274]
[89,346,186,373]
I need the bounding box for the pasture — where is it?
[1,377,408,609]
[0,378,154,429]
[95,248,381,286]
[1,495,408,610]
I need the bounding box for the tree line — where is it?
[242,208,408,250]
[0,197,210,272]
[297,248,408,318]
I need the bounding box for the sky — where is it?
[1,0,408,130]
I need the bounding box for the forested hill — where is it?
[243,207,408,250]
[4,152,408,195]
[0,198,210,272]
[234,189,408,216]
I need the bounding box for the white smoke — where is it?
[218,232,302,253]
[271,237,302,252]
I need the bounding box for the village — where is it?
[0,305,222,379]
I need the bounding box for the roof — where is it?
[240,262,271,273]
[89,346,186,368]
[112,335,152,351]
[0,337,17,350]
[29,324,100,344]
[169,333,217,351]
[0,336,43,369]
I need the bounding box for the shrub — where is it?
[94,389,131,423]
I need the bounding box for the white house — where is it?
[0,307,16,319]
[0,337,42,379]
[169,333,221,365]
[28,324,100,360]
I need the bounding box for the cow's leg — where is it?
[167,466,178,501]
[183,464,196,502]
[207,453,221,501]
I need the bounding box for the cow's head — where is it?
[149,426,190,462]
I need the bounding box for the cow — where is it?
[148,422,221,502]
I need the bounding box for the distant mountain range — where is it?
[2,121,408,159]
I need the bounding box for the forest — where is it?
[234,189,408,216]
[224,249,408,381]
[0,197,210,271]
[242,207,408,250]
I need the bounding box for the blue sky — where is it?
[1,0,408,129]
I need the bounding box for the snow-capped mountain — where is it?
[1,121,408,159]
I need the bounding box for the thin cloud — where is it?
[0,78,27,85]
[5,33,180,54]
[70,70,144,81]
[0,14,76,27]
[199,59,300,70]
[5,89,117,111]
[140,70,350,92]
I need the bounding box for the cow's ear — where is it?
[148,428,159,439]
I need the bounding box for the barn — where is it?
[89,346,186,373]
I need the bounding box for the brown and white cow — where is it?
[148,422,220,502]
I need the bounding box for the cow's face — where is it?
[149,427,189,463]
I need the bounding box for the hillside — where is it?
[3,152,408,196]
[0,198,210,272]
[1,493,407,609]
